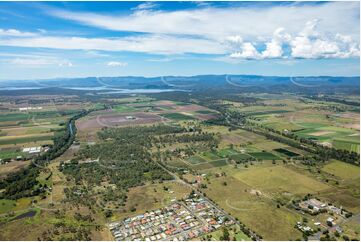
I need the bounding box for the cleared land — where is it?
[77,112,163,130]
[232,165,330,195]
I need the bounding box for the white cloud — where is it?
[6,56,73,67]
[107,61,128,67]
[261,28,290,58]
[0,35,225,55]
[48,2,359,41]
[0,28,37,37]
[230,42,261,59]
[0,2,358,60]
[290,20,359,59]
[59,61,73,67]
[132,2,158,11]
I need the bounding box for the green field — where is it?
[217,148,239,157]
[0,199,16,214]
[113,105,137,113]
[210,159,228,167]
[249,152,280,160]
[201,151,221,161]
[188,155,207,164]
[0,135,53,145]
[322,160,360,180]
[160,113,195,120]
[294,125,357,141]
[333,139,360,153]
[248,110,291,116]
[273,148,299,157]
[229,153,252,162]
[196,110,217,114]
[0,150,25,159]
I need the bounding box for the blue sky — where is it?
[0,1,359,80]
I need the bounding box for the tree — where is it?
[104,210,112,218]
[220,227,230,241]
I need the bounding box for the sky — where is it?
[0,1,359,80]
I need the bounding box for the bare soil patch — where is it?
[0,160,31,178]
[77,112,162,130]
[309,131,335,136]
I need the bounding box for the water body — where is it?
[69,122,74,136]
[11,210,37,221]
[98,89,186,94]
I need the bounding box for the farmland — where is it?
[0,90,359,241]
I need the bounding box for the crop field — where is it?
[195,110,218,114]
[187,155,207,164]
[0,149,25,159]
[248,152,280,160]
[209,159,228,167]
[159,112,195,120]
[201,151,221,161]
[0,92,359,241]
[333,138,360,153]
[0,97,87,165]
[112,105,137,113]
[273,148,300,157]
[217,148,239,157]
[0,134,54,145]
[228,153,252,162]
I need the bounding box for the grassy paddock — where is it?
[160,113,195,120]
[203,174,303,240]
[232,165,330,195]
[322,160,360,180]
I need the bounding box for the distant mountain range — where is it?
[0,75,359,94]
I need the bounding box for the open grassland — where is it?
[0,206,108,241]
[203,171,303,240]
[318,188,360,213]
[0,197,33,214]
[232,165,330,196]
[342,215,360,240]
[322,160,360,180]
